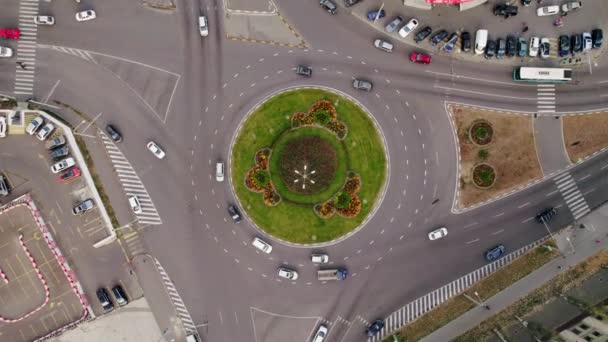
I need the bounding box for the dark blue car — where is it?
[367,9,385,21]
[485,245,505,262]
[366,320,385,337]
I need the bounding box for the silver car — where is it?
[352,79,373,91]
[72,199,95,215]
[373,39,394,53]
[384,16,404,33]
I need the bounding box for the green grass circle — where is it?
[231,88,387,244]
[269,126,347,204]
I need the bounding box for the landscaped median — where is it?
[562,110,608,163]
[447,104,543,210]
[384,241,559,342]
[230,88,387,244]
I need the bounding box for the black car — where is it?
[485,245,505,262]
[112,285,129,306]
[430,30,449,46]
[295,65,312,77]
[521,0,531,6]
[558,35,570,57]
[461,31,471,52]
[96,288,114,312]
[414,26,433,44]
[366,320,385,337]
[592,29,603,48]
[571,34,583,53]
[536,208,557,223]
[493,4,518,18]
[496,38,506,59]
[228,204,242,223]
[506,35,516,57]
[343,0,360,6]
[105,124,122,143]
[485,39,496,59]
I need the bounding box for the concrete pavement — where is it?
[533,116,572,175]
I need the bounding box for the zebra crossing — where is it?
[537,84,556,114]
[154,258,198,335]
[121,231,146,258]
[38,44,97,64]
[14,0,39,96]
[367,237,549,342]
[553,172,590,220]
[99,131,162,225]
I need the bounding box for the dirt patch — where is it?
[563,111,608,163]
[449,104,543,209]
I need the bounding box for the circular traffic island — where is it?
[231,88,387,244]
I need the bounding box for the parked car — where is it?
[96,288,114,313]
[0,46,12,58]
[540,38,550,59]
[506,35,516,57]
[34,15,55,25]
[474,29,488,55]
[536,5,560,16]
[529,36,540,57]
[311,254,329,263]
[58,166,80,183]
[227,204,242,223]
[384,16,403,33]
[558,35,570,57]
[72,199,95,215]
[494,4,518,18]
[0,175,9,197]
[409,52,432,64]
[485,39,496,59]
[343,0,361,7]
[50,146,70,160]
[592,29,603,48]
[46,135,66,149]
[0,28,20,39]
[517,37,527,57]
[582,32,592,51]
[496,38,506,59]
[367,9,385,21]
[251,237,272,254]
[398,18,419,38]
[319,0,337,14]
[561,1,582,13]
[430,30,448,45]
[521,0,531,6]
[443,32,459,53]
[277,267,299,280]
[352,79,373,91]
[485,245,506,261]
[26,116,44,135]
[373,39,394,52]
[0,116,6,138]
[461,31,471,52]
[146,141,166,159]
[105,124,122,142]
[295,65,312,77]
[198,16,208,36]
[536,208,557,223]
[414,26,432,44]
[312,325,328,342]
[36,123,54,141]
[111,285,128,306]
[215,161,224,182]
[428,227,448,241]
[75,10,96,22]
[52,158,76,173]
[366,320,385,337]
[571,34,583,53]
[128,195,142,214]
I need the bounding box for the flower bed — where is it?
[472,163,496,188]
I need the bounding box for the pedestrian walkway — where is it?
[99,131,163,225]
[537,84,556,114]
[14,0,39,96]
[554,172,590,220]
[533,116,571,174]
[121,230,147,257]
[367,237,549,342]
[40,45,97,64]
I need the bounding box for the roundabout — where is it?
[230,88,388,244]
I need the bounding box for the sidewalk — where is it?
[422,203,608,342]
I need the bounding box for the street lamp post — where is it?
[374,3,384,23]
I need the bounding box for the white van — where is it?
[474,29,488,55]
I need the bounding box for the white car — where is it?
[582,32,592,51]
[428,227,448,241]
[251,237,272,254]
[540,37,550,59]
[0,46,13,58]
[198,16,208,36]
[146,141,166,159]
[536,5,560,16]
[215,161,224,182]
[0,116,6,138]
[312,325,329,342]
[529,37,540,57]
[51,157,76,173]
[311,254,329,264]
[75,10,96,22]
[277,267,299,280]
[561,1,582,13]
[373,39,394,53]
[36,123,54,141]
[26,116,44,135]
[128,195,142,214]
[398,18,419,38]
[34,15,55,25]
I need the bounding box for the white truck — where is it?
[317,268,348,281]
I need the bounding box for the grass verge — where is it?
[386,241,559,342]
[562,111,608,163]
[231,88,387,244]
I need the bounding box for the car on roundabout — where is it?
[428,227,448,241]
[277,267,298,280]
[409,52,431,64]
[373,39,394,52]
[146,141,166,159]
[295,65,312,77]
[227,204,242,223]
[198,16,208,36]
[352,79,373,91]
[311,254,329,264]
[366,320,385,337]
[0,28,20,39]
[75,10,96,22]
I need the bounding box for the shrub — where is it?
[254,170,270,187]
[335,192,351,209]
[478,149,489,161]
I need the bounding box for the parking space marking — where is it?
[99,132,162,225]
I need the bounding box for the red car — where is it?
[0,28,20,39]
[58,167,81,183]
[409,52,432,64]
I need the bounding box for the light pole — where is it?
[540,218,565,258]
[374,3,384,23]
[565,236,576,254]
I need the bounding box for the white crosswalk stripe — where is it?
[367,236,550,342]
[553,173,590,219]
[39,44,98,63]
[99,131,163,225]
[13,0,39,96]
[536,84,556,114]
